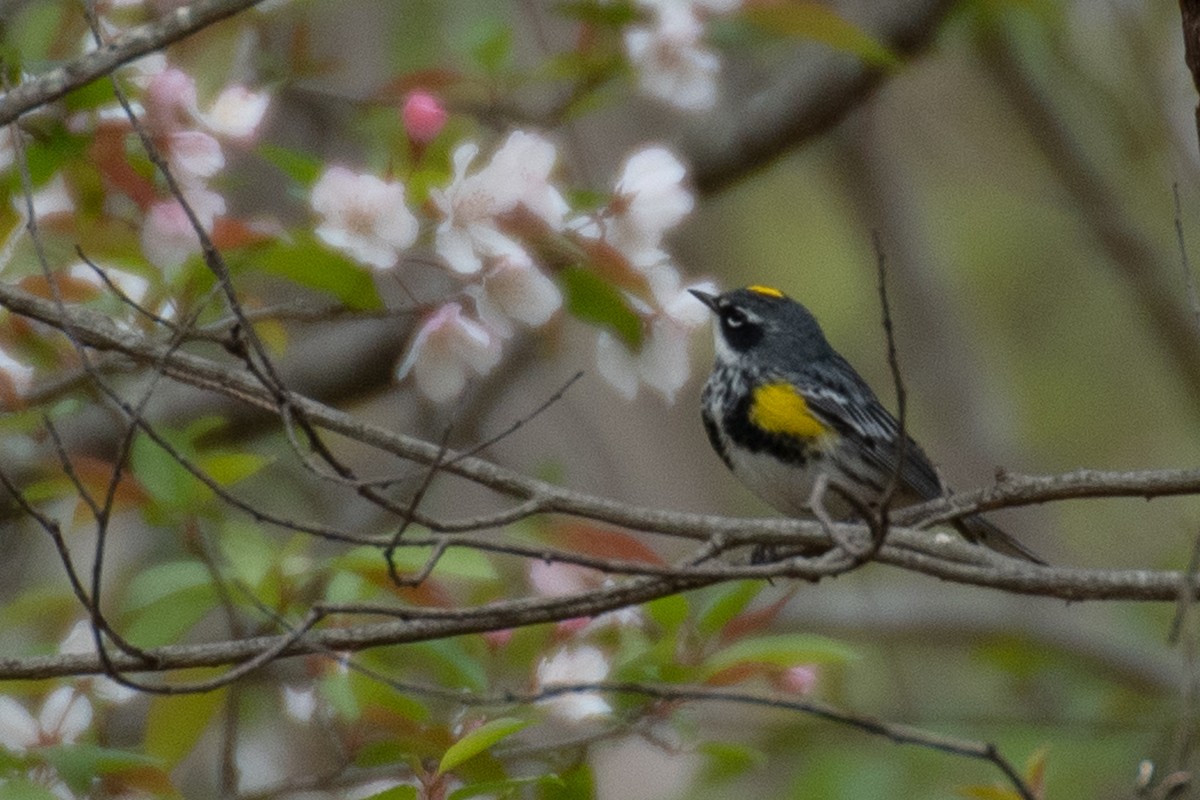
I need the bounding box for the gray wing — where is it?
[793,355,946,501]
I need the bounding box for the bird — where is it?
[690,284,1043,564]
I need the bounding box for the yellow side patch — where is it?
[749,383,829,440]
[746,285,784,298]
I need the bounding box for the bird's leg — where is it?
[809,473,868,558]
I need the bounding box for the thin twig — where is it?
[1173,184,1200,336]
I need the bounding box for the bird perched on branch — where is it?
[690,285,1043,564]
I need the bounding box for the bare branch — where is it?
[0,0,268,126]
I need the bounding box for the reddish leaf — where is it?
[549,521,666,565]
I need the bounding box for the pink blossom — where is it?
[310,166,418,270]
[776,665,819,695]
[144,68,199,133]
[529,561,601,597]
[396,303,502,402]
[140,191,226,274]
[403,91,448,144]
[167,130,224,181]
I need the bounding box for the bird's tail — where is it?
[954,514,1045,565]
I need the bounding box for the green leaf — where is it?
[744,4,899,68]
[644,593,689,632]
[144,689,227,766]
[695,581,762,639]
[552,1,641,26]
[124,583,218,647]
[219,521,276,591]
[23,128,89,186]
[559,266,643,348]
[124,562,212,612]
[130,434,197,510]
[438,717,530,774]
[701,633,855,679]
[697,740,767,783]
[956,786,1023,800]
[257,142,324,186]
[42,744,162,793]
[247,233,384,311]
[320,670,361,721]
[470,20,512,74]
[198,452,270,486]
[4,1,67,65]
[0,777,61,800]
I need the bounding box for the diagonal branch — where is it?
[0,0,268,126]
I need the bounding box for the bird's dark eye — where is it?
[723,308,747,328]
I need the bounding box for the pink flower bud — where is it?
[402,91,447,144]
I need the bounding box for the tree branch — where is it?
[0,0,268,126]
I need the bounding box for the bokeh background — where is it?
[2,0,1200,797]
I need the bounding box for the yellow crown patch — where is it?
[747,285,784,298]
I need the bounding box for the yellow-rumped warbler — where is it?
[690,285,1042,563]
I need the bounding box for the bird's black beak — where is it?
[688,289,720,313]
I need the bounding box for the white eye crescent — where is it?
[723,309,746,328]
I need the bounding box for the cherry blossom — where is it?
[143,68,199,133]
[595,273,716,401]
[431,130,566,275]
[67,262,150,305]
[624,1,721,111]
[281,684,317,723]
[140,190,226,274]
[396,303,502,402]
[535,646,612,723]
[310,166,419,270]
[199,85,271,142]
[0,347,33,399]
[15,173,75,221]
[470,254,562,337]
[166,129,224,182]
[608,147,694,268]
[0,687,93,754]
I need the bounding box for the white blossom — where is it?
[14,173,75,220]
[471,254,562,337]
[282,685,316,723]
[572,146,694,270]
[396,303,502,402]
[625,2,720,111]
[200,85,271,142]
[535,646,612,723]
[431,131,566,275]
[595,274,715,401]
[0,347,33,398]
[310,166,418,270]
[0,688,93,754]
[67,262,150,304]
